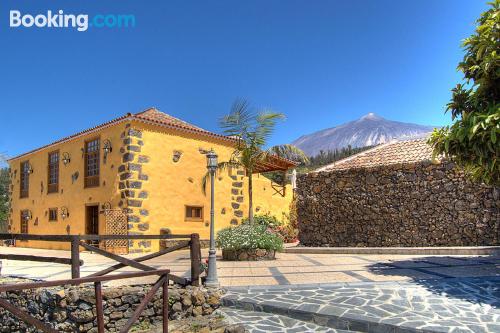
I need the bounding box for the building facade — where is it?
[8,109,295,252]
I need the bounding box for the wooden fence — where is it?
[0,233,202,286]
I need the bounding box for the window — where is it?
[48,151,59,193]
[20,161,30,198]
[20,211,29,234]
[84,138,100,188]
[49,208,58,221]
[185,205,203,221]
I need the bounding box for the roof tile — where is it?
[317,139,436,172]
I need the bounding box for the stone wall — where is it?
[0,277,222,332]
[297,161,500,247]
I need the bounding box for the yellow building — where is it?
[7,109,295,252]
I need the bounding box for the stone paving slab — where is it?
[222,277,500,333]
[219,308,358,332]
[1,247,499,287]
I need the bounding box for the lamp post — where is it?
[205,149,219,287]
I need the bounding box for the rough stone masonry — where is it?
[0,277,223,333]
[297,161,500,247]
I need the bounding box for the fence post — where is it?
[71,236,80,279]
[190,233,201,286]
[162,275,169,333]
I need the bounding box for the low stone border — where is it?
[284,246,500,255]
[0,276,223,332]
[222,249,276,261]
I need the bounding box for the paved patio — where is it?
[1,246,499,332]
[0,246,498,287]
[222,277,500,333]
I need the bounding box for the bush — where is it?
[243,213,299,243]
[216,223,284,251]
[242,214,281,229]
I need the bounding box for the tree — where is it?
[0,153,9,232]
[429,1,500,185]
[203,99,308,224]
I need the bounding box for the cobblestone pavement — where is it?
[219,308,353,333]
[222,277,500,333]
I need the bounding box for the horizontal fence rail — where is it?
[0,233,202,284]
[0,233,193,242]
[0,269,171,333]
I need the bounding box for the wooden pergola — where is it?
[253,154,299,173]
[253,154,299,196]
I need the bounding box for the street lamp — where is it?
[205,149,219,287]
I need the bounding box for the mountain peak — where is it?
[360,112,383,121]
[291,114,436,156]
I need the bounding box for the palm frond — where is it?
[219,99,253,139]
[268,144,309,164]
[201,161,243,195]
[255,111,285,145]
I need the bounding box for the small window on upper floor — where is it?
[84,138,100,188]
[49,208,58,221]
[20,161,30,198]
[185,205,203,222]
[48,151,59,193]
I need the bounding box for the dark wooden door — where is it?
[86,205,99,247]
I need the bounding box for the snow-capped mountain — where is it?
[292,113,436,156]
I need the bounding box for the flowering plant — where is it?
[216,223,283,251]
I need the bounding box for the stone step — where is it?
[219,308,359,333]
[222,278,500,333]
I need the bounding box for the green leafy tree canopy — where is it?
[429,1,500,184]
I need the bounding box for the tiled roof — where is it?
[134,108,234,141]
[8,108,298,171]
[7,108,234,161]
[135,108,206,132]
[316,139,437,172]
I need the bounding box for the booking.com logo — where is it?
[9,10,135,32]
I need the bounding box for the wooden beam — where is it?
[79,242,155,272]
[88,241,190,277]
[0,233,193,242]
[94,282,105,333]
[0,254,83,266]
[0,269,170,292]
[119,275,168,333]
[71,236,81,279]
[190,234,201,286]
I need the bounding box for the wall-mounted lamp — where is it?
[60,207,69,220]
[103,139,112,164]
[62,152,71,165]
[101,202,111,214]
[26,163,34,174]
[23,210,32,221]
[103,139,112,155]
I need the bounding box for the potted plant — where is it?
[216,223,283,261]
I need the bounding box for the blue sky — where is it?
[0,0,487,163]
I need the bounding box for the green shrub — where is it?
[216,223,283,251]
[242,214,282,228]
[243,213,299,243]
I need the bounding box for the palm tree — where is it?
[203,99,308,224]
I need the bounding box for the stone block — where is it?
[138,155,150,163]
[128,129,142,138]
[127,200,142,207]
[122,153,134,162]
